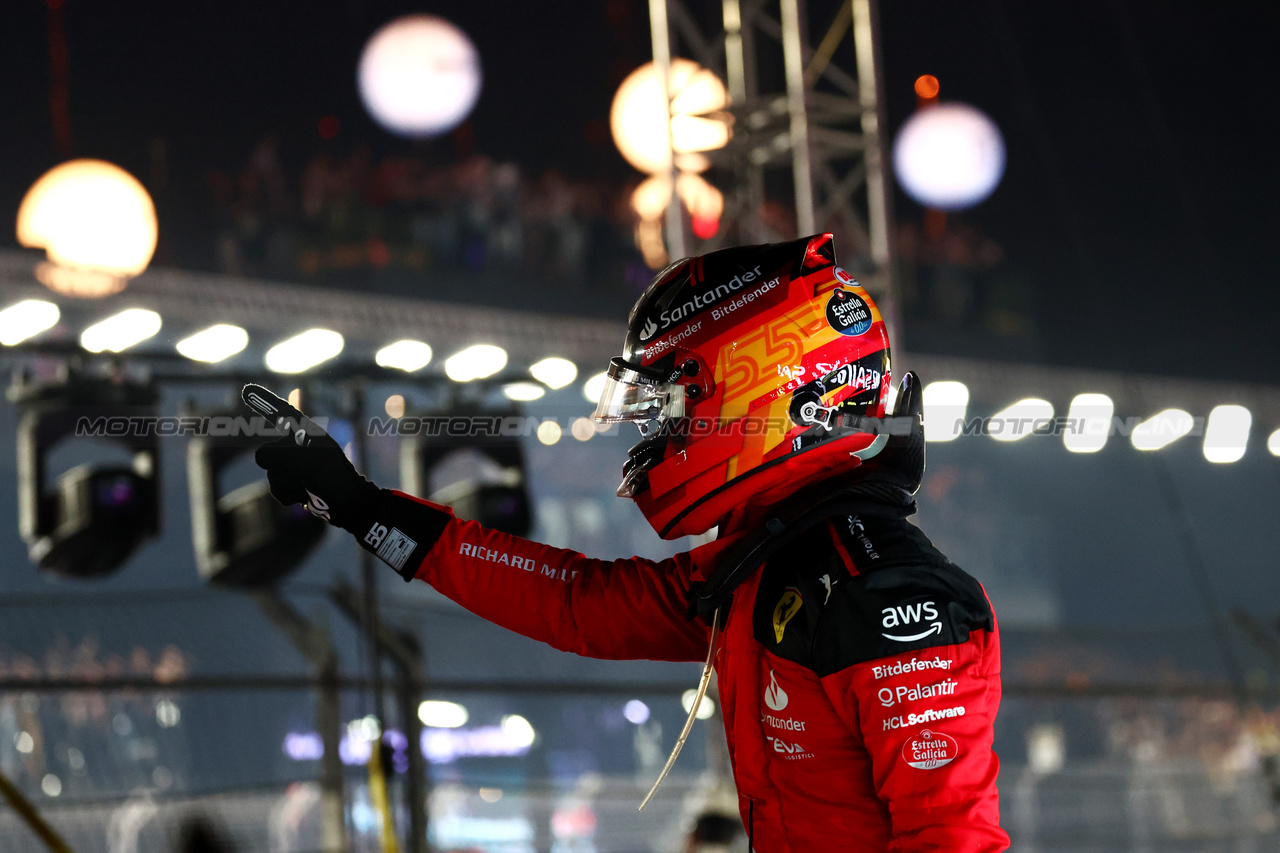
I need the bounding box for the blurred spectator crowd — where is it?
[205,139,651,306]
[0,636,190,800]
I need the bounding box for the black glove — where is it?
[245,384,451,578]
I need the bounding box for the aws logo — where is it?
[881,601,942,642]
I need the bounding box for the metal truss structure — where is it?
[648,0,899,341]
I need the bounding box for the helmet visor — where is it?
[592,357,686,424]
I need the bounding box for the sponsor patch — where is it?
[833,266,859,287]
[772,588,803,643]
[376,527,418,572]
[901,729,959,770]
[764,671,789,712]
[825,289,873,336]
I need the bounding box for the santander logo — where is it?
[764,671,789,712]
[639,318,658,340]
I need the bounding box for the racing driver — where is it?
[252,234,1009,851]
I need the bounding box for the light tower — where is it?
[646,0,899,344]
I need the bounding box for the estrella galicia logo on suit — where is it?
[901,729,959,770]
[764,671,788,712]
[881,601,942,642]
[772,588,803,643]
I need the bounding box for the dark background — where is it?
[0,0,1276,382]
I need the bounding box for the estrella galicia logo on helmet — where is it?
[881,600,942,642]
[825,289,873,336]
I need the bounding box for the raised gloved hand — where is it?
[244,384,451,578]
[245,383,379,532]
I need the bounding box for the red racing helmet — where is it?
[593,234,894,539]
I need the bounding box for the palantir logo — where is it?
[639,318,658,340]
[764,670,788,712]
[881,600,942,642]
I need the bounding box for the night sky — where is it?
[0,0,1276,383]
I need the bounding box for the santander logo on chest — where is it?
[764,671,788,711]
[881,600,942,642]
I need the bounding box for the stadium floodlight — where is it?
[444,344,507,382]
[186,402,327,587]
[893,103,1005,211]
[16,159,157,297]
[400,403,532,537]
[0,300,60,346]
[376,339,433,372]
[610,59,729,175]
[502,382,545,402]
[176,324,248,363]
[358,15,481,138]
[1203,405,1251,463]
[582,372,608,406]
[12,372,160,578]
[80,308,162,353]
[418,701,468,729]
[265,329,344,374]
[529,357,578,390]
[988,398,1053,443]
[1063,393,1115,453]
[921,381,969,443]
[1130,409,1194,451]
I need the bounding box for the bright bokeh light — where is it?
[1130,408,1194,451]
[419,700,469,729]
[81,308,162,353]
[0,300,59,346]
[376,339,433,372]
[503,382,546,402]
[680,689,716,721]
[536,421,562,445]
[530,356,578,389]
[41,774,62,798]
[358,15,481,138]
[265,329,344,373]
[893,103,1006,211]
[610,60,729,175]
[623,700,650,725]
[445,344,508,382]
[175,324,248,363]
[571,417,595,442]
[385,394,406,419]
[1203,405,1251,463]
[1063,393,1115,453]
[582,372,609,406]
[1268,428,1280,457]
[922,381,969,442]
[501,715,536,748]
[18,159,158,289]
[17,160,157,296]
[914,74,940,99]
[989,398,1053,443]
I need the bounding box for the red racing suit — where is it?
[382,492,1008,851]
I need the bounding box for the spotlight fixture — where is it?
[186,401,328,587]
[399,404,532,537]
[10,372,160,578]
